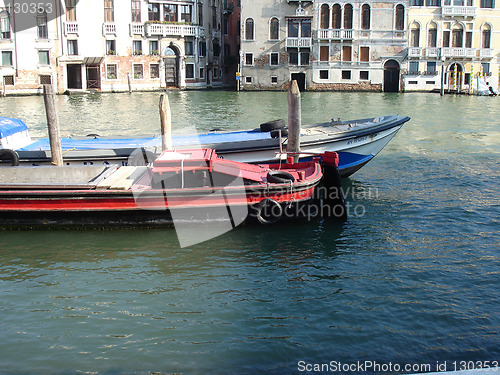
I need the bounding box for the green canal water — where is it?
[0,91,499,374]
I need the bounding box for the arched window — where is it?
[481,24,491,48]
[343,4,353,29]
[0,10,11,39]
[361,4,370,30]
[411,22,420,47]
[245,18,254,40]
[332,4,341,29]
[451,23,463,48]
[428,22,437,47]
[269,17,279,40]
[395,5,404,31]
[37,11,48,39]
[320,4,329,29]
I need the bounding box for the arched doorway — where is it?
[383,60,400,92]
[163,46,179,88]
[447,63,463,92]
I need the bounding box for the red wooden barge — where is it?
[0,149,345,227]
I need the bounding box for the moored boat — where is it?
[0,114,410,177]
[0,148,345,231]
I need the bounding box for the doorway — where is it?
[67,64,82,89]
[383,60,400,93]
[448,63,463,92]
[86,65,101,90]
[291,73,306,91]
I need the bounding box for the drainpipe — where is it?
[11,0,18,78]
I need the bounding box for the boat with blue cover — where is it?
[0,114,410,177]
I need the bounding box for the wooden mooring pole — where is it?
[43,84,63,166]
[287,80,301,163]
[159,93,172,151]
[127,73,132,93]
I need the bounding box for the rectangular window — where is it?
[271,76,278,84]
[180,5,192,23]
[164,4,177,22]
[38,50,50,65]
[104,0,114,23]
[320,46,329,62]
[37,13,48,39]
[245,53,253,65]
[289,49,298,65]
[150,63,159,79]
[481,62,490,74]
[3,75,14,85]
[199,67,204,79]
[480,0,495,7]
[428,29,437,47]
[1,51,12,66]
[185,40,194,56]
[426,0,440,5]
[133,64,143,79]
[452,29,463,48]
[360,71,369,80]
[39,75,52,85]
[133,40,142,55]
[342,46,351,62]
[360,47,369,62]
[213,42,220,57]
[67,40,78,55]
[341,70,351,80]
[65,0,77,22]
[148,3,160,21]
[106,64,117,79]
[270,52,279,66]
[1,12,11,39]
[245,76,252,84]
[131,0,141,22]
[106,40,116,55]
[443,31,450,48]
[287,20,299,38]
[410,0,424,5]
[427,61,437,73]
[224,18,229,35]
[300,51,309,66]
[409,61,419,73]
[466,31,473,48]
[199,41,206,57]
[319,70,329,79]
[185,64,194,79]
[149,40,159,55]
[482,30,490,48]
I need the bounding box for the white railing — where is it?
[425,47,440,58]
[442,6,477,17]
[441,47,476,58]
[102,23,116,35]
[285,37,312,48]
[64,22,78,35]
[145,23,204,38]
[408,47,423,57]
[316,29,353,40]
[130,23,144,36]
[479,48,493,58]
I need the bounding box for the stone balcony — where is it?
[285,37,312,48]
[130,23,144,36]
[64,22,78,36]
[102,23,116,36]
[145,23,205,38]
[442,5,477,17]
[441,47,476,58]
[315,29,354,40]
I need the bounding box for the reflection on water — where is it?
[0,91,498,374]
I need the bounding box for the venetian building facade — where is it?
[0,0,224,94]
[403,0,499,92]
[239,0,410,92]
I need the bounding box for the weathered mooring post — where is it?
[159,93,172,151]
[287,80,301,163]
[127,73,132,93]
[43,84,63,166]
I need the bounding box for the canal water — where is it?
[0,91,498,374]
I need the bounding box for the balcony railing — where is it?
[425,47,440,58]
[145,23,205,38]
[441,47,476,58]
[408,47,423,58]
[479,48,493,58]
[102,23,116,36]
[285,37,312,48]
[64,22,78,36]
[316,29,354,40]
[442,6,477,17]
[130,23,144,36]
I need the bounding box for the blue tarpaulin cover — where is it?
[0,117,29,138]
